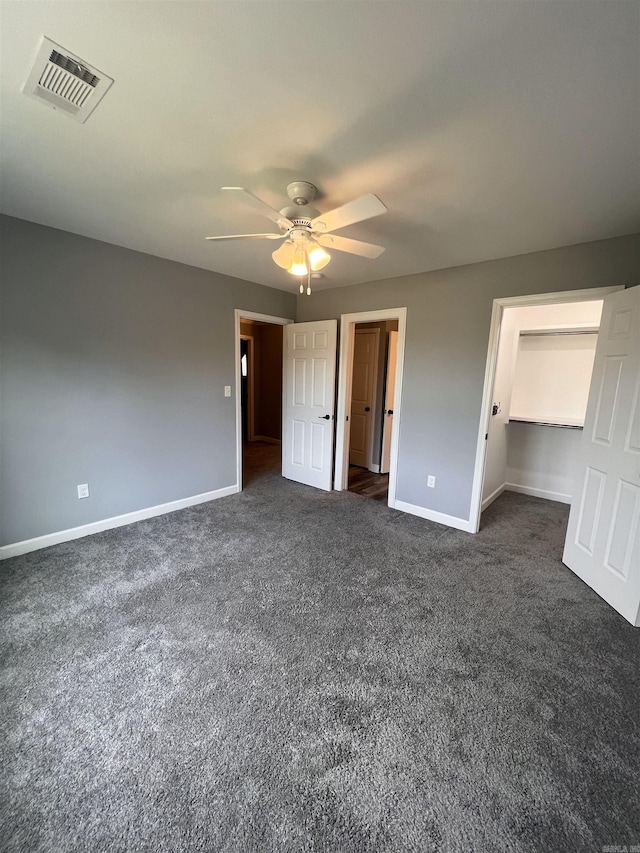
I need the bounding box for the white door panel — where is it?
[282,320,337,490]
[563,286,640,625]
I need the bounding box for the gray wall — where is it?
[0,215,295,545]
[297,234,640,521]
[2,215,638,546]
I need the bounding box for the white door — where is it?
[380,330,398,475]
[282,320,338,490]
[563,286,640,626]
[349,329,379,468]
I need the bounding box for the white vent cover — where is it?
[23,36,113,123]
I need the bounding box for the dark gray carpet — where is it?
[1,443,639,853]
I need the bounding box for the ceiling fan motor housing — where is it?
[286,180,317,206]
[279,208,316,226]
[289,226,312,244]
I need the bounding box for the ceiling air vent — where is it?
[23,36,113,123]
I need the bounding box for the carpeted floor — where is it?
[1,442,639,853]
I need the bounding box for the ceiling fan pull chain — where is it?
[299,277,304,294]
[307,267,311,296]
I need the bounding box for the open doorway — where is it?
[347,319,399,502]
[239,336,253,442]
[334,308,407,508]
[235,311,292,489]
[481,298,604,514]
[469,286,623,533]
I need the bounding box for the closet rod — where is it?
[519,329,598,337]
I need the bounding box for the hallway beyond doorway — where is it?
[348,465,389,501]
[243,440,280,488]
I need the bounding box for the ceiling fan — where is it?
[206,181,387,293]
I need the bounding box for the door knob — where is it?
[364,407,371,412]
[385,409,394,415]
[318,414,331,420]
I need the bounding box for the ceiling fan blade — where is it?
[205,233,288,241]
[317,233,385,258]
[222,187,293,228]
[311,193,387,234]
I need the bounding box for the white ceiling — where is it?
[1,1,638,293]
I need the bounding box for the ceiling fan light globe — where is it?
[308,245,331,271]
[272,241,293,269]
[289,261,309,276]
[288,244,309,277]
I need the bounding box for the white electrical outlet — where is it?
[77,483,90,499]
[224,385,232,397]
[427,475,436,488]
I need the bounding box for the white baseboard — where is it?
[482,483,506,511]
[392,499,473,533]
[252,436,281,445]
[505,482,572,504]
[369,463,380,474]
[0,484,240,560]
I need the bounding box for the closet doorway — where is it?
[469,286,623,532]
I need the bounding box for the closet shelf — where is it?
[508,416,584,430]
[519,325,599,337]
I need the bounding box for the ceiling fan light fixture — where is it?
[308,243,331,271]
[288,244,309,277]
[272,241,293,270]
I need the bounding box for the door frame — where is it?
[467,286,624,534]
[234,310,293,491]
[334,307,407,509]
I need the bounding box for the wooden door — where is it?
[349,329,379,468]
